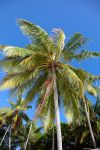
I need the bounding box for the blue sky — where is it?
[0,0,100,122]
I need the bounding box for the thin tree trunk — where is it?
[52,66,63,150]
[24,123,32,150]
[52,125,55,150]
[9,125,11,150]
[0,124,10,146]
[82,96,96,149]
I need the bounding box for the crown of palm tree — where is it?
[0,19,100,126]
[0,98,31,132]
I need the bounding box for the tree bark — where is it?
[9,125,11,150]
[82,96,96,149]
[52,66,63,150]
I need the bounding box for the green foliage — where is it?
[0,98,31,132]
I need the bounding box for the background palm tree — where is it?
[71,99,100,147]
[0,19,100,149]
[17,121,42,149]
[0,97,31,149]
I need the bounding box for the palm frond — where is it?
[74,50,100,60]
[0,45,33,58]
[63,33,87,53]
[59,64,84,96]
[0,69,39,90]
[21,112,30,122]
[17,19,54,51]
[56,71,80,122]
[53,29,65,50]
[24,71,48,104]
[0,58,22,73]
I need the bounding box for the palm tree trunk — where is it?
[9,125,11,150]
[24,123,32,150]
[82,96,96,149]
[52,125,55,150]
[52,66,62,150]
[0,124,10,146]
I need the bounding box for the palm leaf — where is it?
[63,33,87,53]
[0,69,39,90]
[0,45,33,58]
[74,50,100,60]
[17,19,54,51]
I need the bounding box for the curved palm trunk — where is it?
[82,96,96,149]
[52,66,62,150]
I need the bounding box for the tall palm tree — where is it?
[0,98,31,149]
[72,99,100,148]
[0,19,100,149]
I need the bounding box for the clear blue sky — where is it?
[0,0,100,122]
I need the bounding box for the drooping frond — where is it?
[24,71,48,104]
[56,70,80,122]
[0,69,39,90]
[21,112,30,122]
[17,19,54,51]
[19,52,48,70]
[0,45,33,58]
[59,63,84,96]
[0,108,12,115]
[67,65,99,96]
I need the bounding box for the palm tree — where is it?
[71,99,100,149]
[0,97,31,149]
[17,121,42,149]
[0,19,100,149]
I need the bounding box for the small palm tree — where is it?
[0,98,31,131]
[0,97,31,149]
[0,19,100,149]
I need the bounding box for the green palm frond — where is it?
[0,58,20,70]
[67,65,100,96]
[74,50,100,60]
[24,71,48,104]
[17,19,54,51]
[0,68,40,90]
[0,45,33,58]
[0,107,12,115]
[20,53,48,70]
[63,32,87,53]
[59,64,84,96]
[21,112,30,122]
[56,71,80,122]
[86,85,97,97]
[53,29,65,50]
[8,100,16,108]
